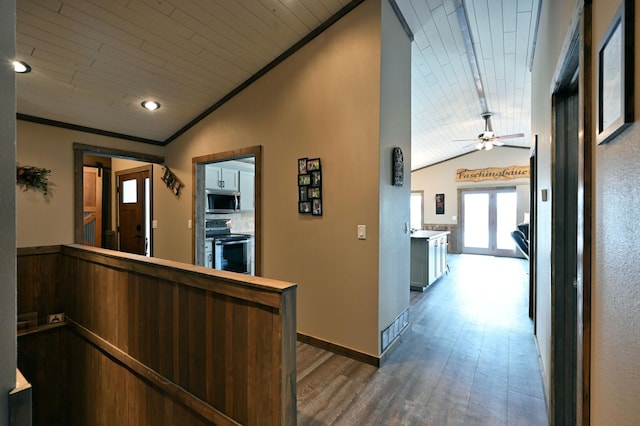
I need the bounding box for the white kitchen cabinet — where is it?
[206,166,239,191]
[239,170,255,211]
[410,230,450,291]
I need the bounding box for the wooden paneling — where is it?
[17,244,297,425]
[423,224,460,253]
[17,246,64,321]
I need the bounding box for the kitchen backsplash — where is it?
[207,211,255,234]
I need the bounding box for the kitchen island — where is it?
[410,230,450,291]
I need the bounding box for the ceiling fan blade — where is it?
[492,140,505,146]
[494,133,524,140]
[453,138,479,142]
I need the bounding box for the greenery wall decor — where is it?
[16,164,51,194]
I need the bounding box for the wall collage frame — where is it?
[298,157,322,216]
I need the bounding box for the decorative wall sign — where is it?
[298,158,322,216]
[392,147,404,186]
[596,0,634,145]
[161,166,184,196]
[455,165,530,182]
[435,193,445,215]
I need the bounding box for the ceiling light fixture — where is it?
[141,100,160,111]
[13,60,31,73]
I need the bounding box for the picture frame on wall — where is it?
[299,201,311,213]
[596,0,634,145]
[298,174,311,186]
[298,158,308,174]
[298,157,323,216]
[312,199,322,216]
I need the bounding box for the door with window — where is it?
[117,167,151,256]
[460,187,517,256]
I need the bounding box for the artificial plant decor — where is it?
[16,164,52,194]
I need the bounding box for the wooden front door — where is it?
[117,169,149,255]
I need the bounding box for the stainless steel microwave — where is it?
[206,190,240,213]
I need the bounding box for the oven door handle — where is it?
[215,240,248,246]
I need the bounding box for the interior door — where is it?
[461,188,517,257]
[117,169,149,255]
[83,166,103,247]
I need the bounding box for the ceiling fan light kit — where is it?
[455,112,524,151]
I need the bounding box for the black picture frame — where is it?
[307,158,321,171]
[298,158,308,174]
[298,174,311,186]
[299,201,311,213]
[298,157,322,216]
[299,186,308,201]
[310,170,321,187]
[435,193,445,215]
[596,0,634,145]
[312,199,322,216]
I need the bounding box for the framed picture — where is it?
[435,193,445,215]
[310,170,321,187]
[299,201,311,213]
[596,0,634,145]
[298,158,308,174]
[298,174,311,186]
[307,187,321,199]
[307,158,320,171]
[312,199,322,216]
[299,186,308,201]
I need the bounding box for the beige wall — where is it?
[411,147,530,225]
[160,0,400,356]
[16,121,164,247]
[591,1,640,423]
[1,0,16,421]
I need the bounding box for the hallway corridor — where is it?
[297,254,548,425]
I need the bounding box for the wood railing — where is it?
[17,244,297,426]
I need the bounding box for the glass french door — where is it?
[461,188,517,256]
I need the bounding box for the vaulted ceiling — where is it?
[14,0,539,169]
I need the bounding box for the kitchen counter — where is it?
[411,230,450,239]
[410,230,450,291]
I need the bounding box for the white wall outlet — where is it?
[152,220,158,229]
[357,225,366,240]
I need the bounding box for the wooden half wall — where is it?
[17,245,297,426]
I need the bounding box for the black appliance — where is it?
[206,190,240,213]
[205,219,251,274]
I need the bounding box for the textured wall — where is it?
[591,2,640,423]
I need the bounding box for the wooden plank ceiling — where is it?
[14,0,539,168]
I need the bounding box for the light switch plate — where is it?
[357,225,366,240]
[152,220,158,229]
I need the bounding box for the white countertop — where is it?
[411,230,450,239]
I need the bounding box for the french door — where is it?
[460,187,517,256]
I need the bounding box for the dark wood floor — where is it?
[297,254,548,425]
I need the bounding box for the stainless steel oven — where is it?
[205,219,251,274]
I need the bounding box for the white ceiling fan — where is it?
[455,113,524,150]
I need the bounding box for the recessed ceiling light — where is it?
[13,61,31,73]
[141,100,161,111]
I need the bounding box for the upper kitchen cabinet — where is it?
[239,170,255,211]
[206,165,239,191]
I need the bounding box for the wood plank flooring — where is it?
[297,254,548,425]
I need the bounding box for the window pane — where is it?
[122,179,137,203]
[497,192,517,250]
[410,193,423,230]
[463,193,489,248]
